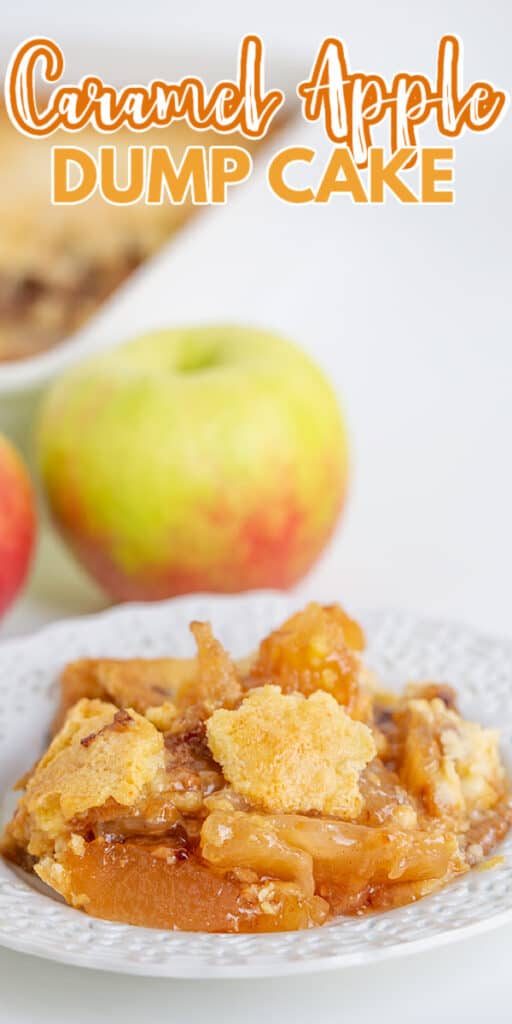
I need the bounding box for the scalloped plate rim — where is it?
[1,903,512,978]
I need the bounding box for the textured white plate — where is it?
[1,593,511,978]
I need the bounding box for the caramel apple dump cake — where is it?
[2,603,510,932]
[0,104,262,363]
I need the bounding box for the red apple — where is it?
[0,435,37,617]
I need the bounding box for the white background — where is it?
[1,0,511,1019]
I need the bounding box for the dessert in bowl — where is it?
[2,602,510,933]
[0,32,297,454]
[0,106,244,365]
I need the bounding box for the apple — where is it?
[0,434,37,617]
[37,326,349,600]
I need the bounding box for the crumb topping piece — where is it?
[249,603,370,719]
[206,684,376,817]
[144,701,178,731]
[398,697,504,817]
[22,698,165,839]
[189,621,242,711]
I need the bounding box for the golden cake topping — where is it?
[206,684,376,816]
[20,698,164,840]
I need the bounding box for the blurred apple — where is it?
[37,326,349,601]
[0,435,37,617]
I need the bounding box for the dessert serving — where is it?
[0,105,261,364]
[2,602,510,933]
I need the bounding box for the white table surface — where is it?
[1,0,511,1019]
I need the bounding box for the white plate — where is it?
[0,593,511,978]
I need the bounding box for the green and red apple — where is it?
[37,326,348,601]
[0,434,37,617]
